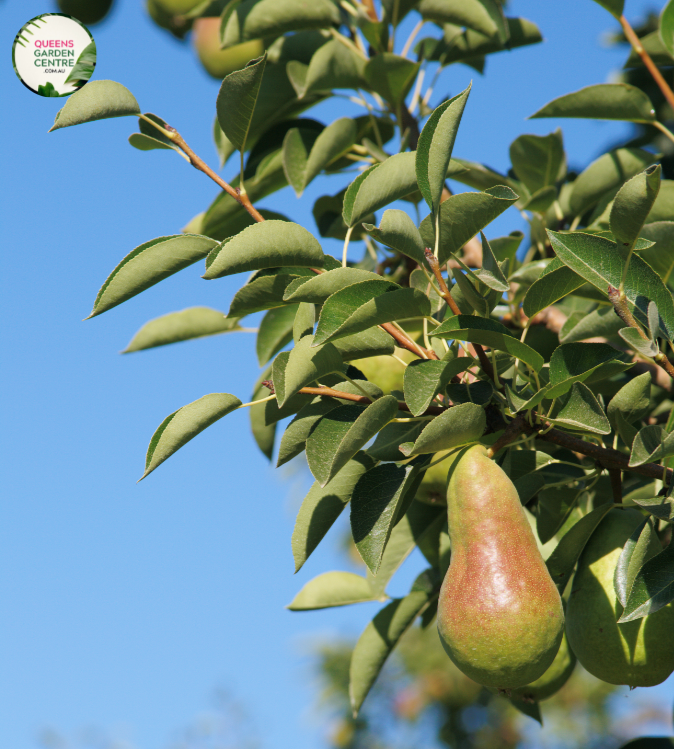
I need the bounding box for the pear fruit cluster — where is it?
[437,445,564,690]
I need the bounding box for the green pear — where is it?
[437,445,564,689]
[508,630,576,702]
[566,507,674,687]
[192,18,265,79]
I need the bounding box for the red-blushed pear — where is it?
[437,445,564,690]
[566,508,674,687]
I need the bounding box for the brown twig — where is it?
[608,285,674,380]
[620,15,674,114]
[608,468,623,503]
[166,129,265,224]
[261,381,446,415]
[424,248,495,381]
[487,413,528,457]
[380,322,439,360]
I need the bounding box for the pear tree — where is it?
[49,0,674,737]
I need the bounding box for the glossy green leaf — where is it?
[141,393,242,480]
[306,396,400,486]
[123,307,241,353]
[661,0,674,57]
[363,210,427,267]
[274,335,343,406]
[619,541,674,622]
[416,84,471,214]
[49,80,140,131]
[545,502,614,593]
[256,304,298,365]
[216,54,266,153]
[302,117,358,194]
[284,267,382,303]
[292,452,376,572]
[343,152,419,227]
[446,380,494,406]
[419,186,519,265]
[203,221,324,280]
[366,420,427,461]
[403,358,469,416]
[473,233,509,292]
[530,84,656,124]
[614,518,657,608]
[399,403,486,456]
[431,315,544,372]
[522,259,584,318]
[639,222,674,284]
[510,130,565,194]
[629,425,674,467]
[351,460,428,574]
[228,270,307,316]
[418,0,506,38]
[313,280,431,346]
[550,382,611,434]
[221,0,340,48]
[293,302,315,343]
[610,165,661,251]
[647,180,674,222]
[364,53,419,106]
[633,497,674,522]
[291,39,367,98]
[560,306,623,343]
[287,571,380,610]
[548,230,674,342]
[350,571,436,715]
[128,132,179,153]
[332,327,396,361]
[607,372,651,431]
[569,148,656,218]
[277,397,342,467]
[88,235,217,318]
[547,342,627,399]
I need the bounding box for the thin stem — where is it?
[401,20,424,58]
[342,225,354,267]
[342,373,375,400]
[380,322,437,360]
[653,120,674,147]
[329,28,368,61]
[237,394,277,409]
[239,149,246,196]
[390,353,409,367]
[620,15,674,114]
[392,414,436,423]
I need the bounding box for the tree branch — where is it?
[380,322,438,360]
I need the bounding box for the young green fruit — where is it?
[566,507,674,687]
[193,18,265,79]
[437,445,564,689]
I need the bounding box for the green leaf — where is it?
[619,542,674,622]
[363,210,427,267]
[351,460,428,575]
[530,84,656,124]
[431,315,544,372]
[228,269,307,316]
[560,306,623,343]
[473,233,509,292]
[638,222,674,285]
[535,485,579,545]
[364,53,419,106]
[661,0,674,57]
[590,0,624,17]
[610,166,662,252]
[618,327,659,358]
[522,260,584,319]
[332,327,396,361]
[278,398,343,467]
[273,335,343,406]
[292,39,367,98]
[403,358,469,416]
[292,453,375,572]
[569,148,657,218]
[446,380,494,406]
[549,382,611,434]
[510,130,565,194]
[647,180,674,222]
[547,342,627,399]
[203,221,325,280]
[141,393,242,480]
[313,280,431,346]
[287,571,380,610]
[88,235,217,319]
[306,396,400,486]
[250,367,276,460]
[350,572,436,715]
[545,502,614,593]
[419,186,519,265]
[547,230,674,342]
[64,40,97,86]
[343,152,420,227]
[297,117,357,196]
[284,267,382,303]
[293,302,315,343]
[399,403,486,456]
[123,307,241,353]
[418,0,506,38]
[49,80,140,132]
[416,84,471,214]
[614,518,657,608]
[366,420,427,461]
[629,425,674,467]
[607,372,651,432]
[256,304,298,365]
[633,497,674,522]
[216,54,267,153]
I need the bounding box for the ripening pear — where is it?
[192,18,265,79]
[437,445,564,689]
[507,630,576,703]
[566,508,674,687]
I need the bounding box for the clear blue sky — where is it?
[1,1,672,748]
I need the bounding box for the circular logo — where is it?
[12,14,96,97]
